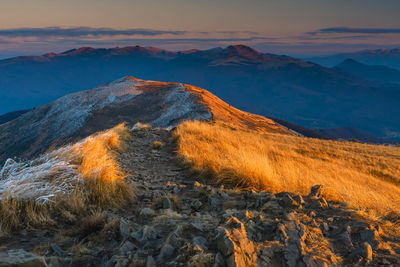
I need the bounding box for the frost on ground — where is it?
[151,84,212,127]
[0,126,124,202]
[0,144,81,203]
[41,76,141,139]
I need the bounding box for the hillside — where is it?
[0,45,399,142]
[0,76,291,164]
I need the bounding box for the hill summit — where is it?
[0,76,292,164]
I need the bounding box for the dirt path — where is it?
[119,127,197,208]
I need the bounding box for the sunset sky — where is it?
[0,0,399,58]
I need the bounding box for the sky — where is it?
[0,0,399,58]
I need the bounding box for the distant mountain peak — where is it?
[63,47,97,56]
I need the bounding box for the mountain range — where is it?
[308,47,400,70]
[335,58,400,85]
[0,45,399,142]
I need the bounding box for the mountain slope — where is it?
[0,76,292,164]
[317,126,391,144]
[336,58,400,84]
[1,45,399,141]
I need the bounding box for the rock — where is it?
[293,194,305,205]
[360,229,380,250]
[308,185,322,198]
[0,249,47,267]
[162,196,175,210]
[164,225,184,247]
[157,244,175,261]
[346,221,370,233]
[307,198,328,209]
[50,244,64,257]
[192,236,208,250]
[119,241,136,255]
[114,257,129,267]
[337,230,353,247]
[139,208,156,218]
[360,242,373,262]
[216,226,257,267]
[146,255,156,267]
[225,216,244,230]
[131,225,158,243]
[213,252,225,267]
[210,197,222,207]
[279,221,307,267]
[48,256,63,267]
[216,228,235,257]
[191,199,203,211]
[303,255,328,267]
[277,192,300,209]
[321,222,329,233]
[119,218,131,239]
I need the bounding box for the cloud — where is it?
[308,27,400,35]
[0,27,186,37]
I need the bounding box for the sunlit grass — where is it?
[175,120,400,216]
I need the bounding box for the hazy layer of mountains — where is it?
[1,45,399,142]
[308,47,400,70]
[335,58,400,85]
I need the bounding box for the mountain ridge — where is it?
[335,58,400,84]
[307,47,400,69]
[0,76,293,164]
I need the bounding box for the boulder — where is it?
[162,196,175,210]
[119,218,131,239]
[216,226,257,267]
[360,229,380,250]
[308,185,322,198]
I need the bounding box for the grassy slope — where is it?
[175,120,400,216]
[0,124,133,234]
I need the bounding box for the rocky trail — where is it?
[1,127,400,266]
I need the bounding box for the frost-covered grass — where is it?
[0,123,134,233]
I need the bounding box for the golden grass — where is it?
[68,123,134,208]
[175,121,400,216]
[0,123,134,232]
[72,123,131,183]
[152,140,164,150]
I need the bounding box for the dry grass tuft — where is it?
[175,121,400,216]
[152,140,164,150]
[0,196,55,232]
[75,211,107,238]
